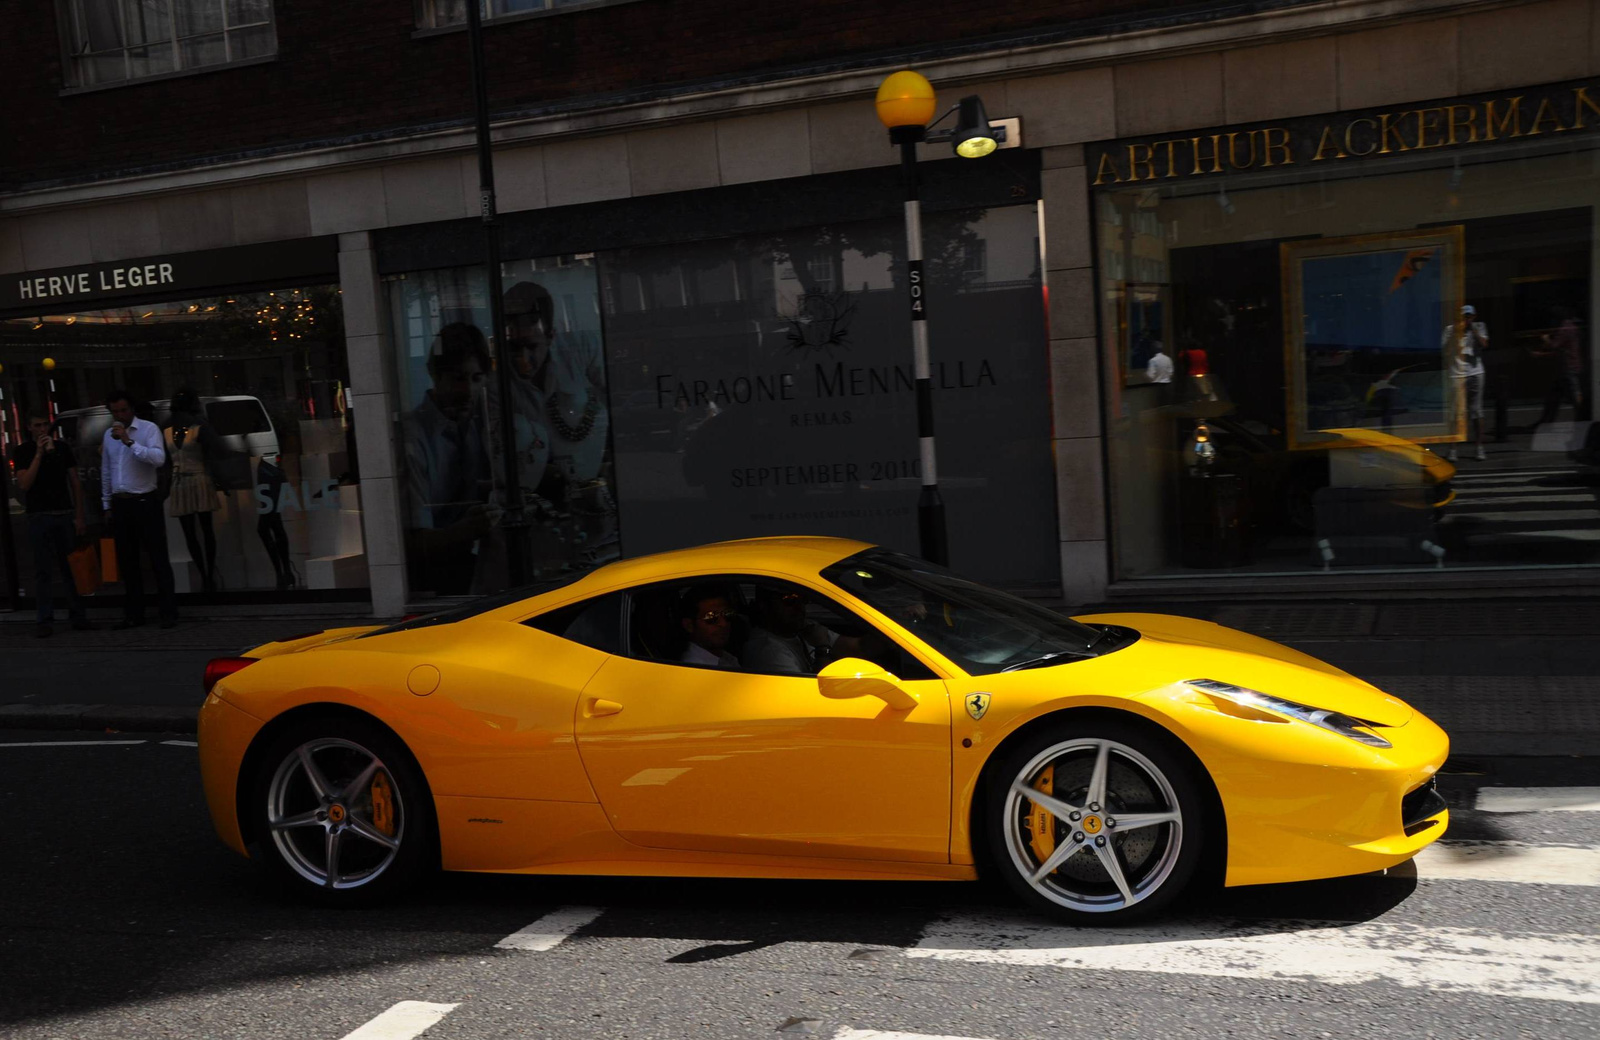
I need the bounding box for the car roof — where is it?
[501,535,875,615]
[584,535,872,589]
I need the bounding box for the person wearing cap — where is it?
[1442,304,1488,461]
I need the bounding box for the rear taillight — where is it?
[204,657,256,696]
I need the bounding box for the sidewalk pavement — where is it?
[2,598,1597,755]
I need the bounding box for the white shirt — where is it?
[1146,351,1174,384]
[680,642,739,668]
[741,622,840,675]
[403,393,485,530]
[1443,322,1488,378]
[101,418,167,508]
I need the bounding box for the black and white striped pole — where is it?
[896,125,947,566]
[876,72,1004,566]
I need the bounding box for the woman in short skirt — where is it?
[167,388,221,592]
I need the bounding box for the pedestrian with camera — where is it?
[8,410,90,637]
[101,389,176,629]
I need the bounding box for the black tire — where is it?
[249,714,435,904]
[983,717,1208,923]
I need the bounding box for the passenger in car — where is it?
[741,585,861,675]
[677,584,741,669]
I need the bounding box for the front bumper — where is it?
[1210,709,1451,887]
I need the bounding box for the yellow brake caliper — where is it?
[1022,765,1057,869]
[370,770,396,836]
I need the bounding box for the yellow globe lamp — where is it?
[875,70,937,130]
[41,357,56,370]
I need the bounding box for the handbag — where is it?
[68,540,100,596]
[99,535,119,584]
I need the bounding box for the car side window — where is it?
[626,575,934,680]
[627,579,747,670]
[525,592,624,654]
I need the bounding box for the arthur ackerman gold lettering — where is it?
[1093,84,1600,185]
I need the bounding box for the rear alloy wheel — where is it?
[253,719,432,902]
[986,721,1206,921]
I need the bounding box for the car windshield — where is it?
[820,549,1110,675]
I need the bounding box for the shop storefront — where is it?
[378,158,1060,599]
[0,239,366,607]
[1093,79,1600,585]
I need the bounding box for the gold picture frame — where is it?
[1280,226,1466,450]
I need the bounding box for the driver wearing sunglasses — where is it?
[678,584,741,669]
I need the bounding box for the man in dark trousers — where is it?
[9,410,90,637]
[100,390,176,629]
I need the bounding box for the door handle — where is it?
[585,697,623,718]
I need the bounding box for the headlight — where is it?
[1186,678,1392,748]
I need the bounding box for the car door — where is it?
[573,575,953,864]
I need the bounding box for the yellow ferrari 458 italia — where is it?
[198,536,1449,921]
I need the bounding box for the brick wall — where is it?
[4,0,1232,189]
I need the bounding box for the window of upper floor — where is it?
[414,0,639,31]
[57,0,277,91]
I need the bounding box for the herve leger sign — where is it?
[600,208,1058,586]
[1086,79,1600,187]
[1,239,340,315]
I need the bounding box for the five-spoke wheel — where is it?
[252,718,432,902]
[986,720,1206,921]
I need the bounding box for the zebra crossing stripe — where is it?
[1475,787,1600,813]
[1412,842,1600,886]
[495,906,604,951]
[910,914,1600,1004]
[832,1024,992,1030]
[338,1001,458,1040]
[1446,508,1598,523]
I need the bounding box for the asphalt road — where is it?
[1,731,1597,1040]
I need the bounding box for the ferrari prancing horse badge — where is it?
[965,692,991,720]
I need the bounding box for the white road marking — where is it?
[912,913,1600,1004]
[495,905,605,951]
[1476,787,1600,813]
[832,1024,992,1030]
[338,1001,459,1040]
[1448,508,1599,522]
[1413,841,1600,886]
[0,739,147,748]
[160,739,199,747]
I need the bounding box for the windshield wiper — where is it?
[1085,626,1115,651]
[1001,650,1085,672]
[1001,627,1116,672]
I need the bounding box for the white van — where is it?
[54,395,280,468]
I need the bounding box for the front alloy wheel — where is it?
[988,722,1205,921]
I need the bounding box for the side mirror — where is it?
[817,657,918,710]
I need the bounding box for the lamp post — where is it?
[464,0,529,586]
[874,71,1004,566]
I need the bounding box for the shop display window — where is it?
[600,205,1056,589]
[1,286,362,597]
[388,204,1056,596]
[1098,145,1597,579]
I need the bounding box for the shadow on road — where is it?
[0,738,1430,1028]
